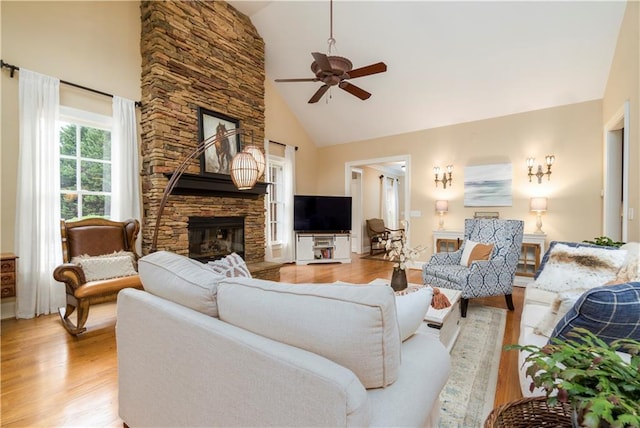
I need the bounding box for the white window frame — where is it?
[267,155,285,246]
[58,106,113,220]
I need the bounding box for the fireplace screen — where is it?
[188,216,244,262]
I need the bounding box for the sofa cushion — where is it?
[138,251,224,317]
[206,253,252,278]
[551,281,640,345]
[395,286,433,341]
[532,242,627,293]
[459,240,493,266]
[217,277,401,389]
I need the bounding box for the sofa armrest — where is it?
[428,249,462,265]
[117,289,370,427]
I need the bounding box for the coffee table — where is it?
[369,278,462,352]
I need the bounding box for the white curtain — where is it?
[281,145,296,262]
[390,178,399,229]
[380,176,399,229]
[16,69,65,318]
[264,139,273,261]
[111,96,141,245]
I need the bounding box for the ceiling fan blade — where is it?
[339,81,371,100]
[275,78,319,83]
[311,52,333,73]
[308,84,330,104]
[347,62,387,79]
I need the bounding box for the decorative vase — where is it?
[390,267,408,291]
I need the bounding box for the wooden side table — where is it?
[1,253,17,298]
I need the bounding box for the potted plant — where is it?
[509,328,640,427]
[582,236,625,248]
[382,220,424,291]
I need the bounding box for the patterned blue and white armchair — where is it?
[422,218,524,317]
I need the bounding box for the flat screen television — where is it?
[294,195,352,233]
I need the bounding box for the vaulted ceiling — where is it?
[229,1,627,147]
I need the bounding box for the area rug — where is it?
[438,303,507,427]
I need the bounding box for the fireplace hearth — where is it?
[188,216,245,262]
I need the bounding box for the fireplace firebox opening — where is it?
[188,216,245,262]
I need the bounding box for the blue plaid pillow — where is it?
[550,282,640,345]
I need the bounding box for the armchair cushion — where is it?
[551,281,640,345]
[71,250,137,281]
[532,243,627,293]
[459,241,494,266]
[217,277,401,389]
[138,251,224,317]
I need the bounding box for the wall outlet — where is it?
[410,210,422,217]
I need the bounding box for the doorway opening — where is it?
[345,155,411,255]
[603,101,629,242]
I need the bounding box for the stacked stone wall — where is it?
[140,0,265,263]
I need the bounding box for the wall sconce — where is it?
[530,197,548,234]
[434,165,453,188]
[435,200,448,230]
[527,155,555,183]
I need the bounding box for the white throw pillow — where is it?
[206,252,252,278]
[138,251,225,317]
[533,243,627,293]
[217,277,401,389]
[533,288,586,337]
[395,286,433,341]
[459,240,494,266]
[72,251,137,281]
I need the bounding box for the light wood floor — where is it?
[1,257,524,427]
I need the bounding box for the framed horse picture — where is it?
[197,107,240,175]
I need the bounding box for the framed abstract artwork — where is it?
[464,163,512,207]
[198,107,240,175]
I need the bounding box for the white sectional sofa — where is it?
[117,251,451,427]
[518,241,640,396]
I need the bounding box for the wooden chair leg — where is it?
[59,298,90,335]
[505,294,515,311]
[460,298,469,318]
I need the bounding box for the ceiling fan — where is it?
[274,0,387,104]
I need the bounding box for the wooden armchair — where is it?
[365,218,404,256]
[53,218,143,335]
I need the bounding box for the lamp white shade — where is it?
[243,145,266,179]
[230,152,259,190]
[435,200,449,212]
[530,197,548,212]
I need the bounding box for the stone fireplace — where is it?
[139,1,268,267]
[188,216,245,262]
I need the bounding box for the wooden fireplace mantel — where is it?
[164,172,269,198]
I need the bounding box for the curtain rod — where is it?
[1,60,142,108]
[269,139,298,151]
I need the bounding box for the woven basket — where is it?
[484,396,574,428]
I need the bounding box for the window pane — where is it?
[60,158,77,190]
[82,194,110,218]
[81,161,111,192]
[59,124,77,156]
[60,193,78,220]
[80,127,111,160]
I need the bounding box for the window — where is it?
[267,156,285,245]
[58,108,112,220]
